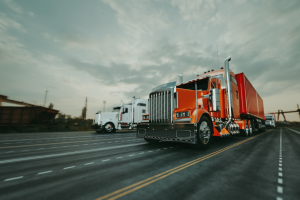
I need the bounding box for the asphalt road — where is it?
[0,128,299,200]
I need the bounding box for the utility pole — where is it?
[103,100,106,112]
[44,90,48,107]
[85,97,87,120]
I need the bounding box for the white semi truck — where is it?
[92,98,148,133]
[265,114,277,128]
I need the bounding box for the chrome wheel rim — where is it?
[199,121,210,144]
[105,124,113,132]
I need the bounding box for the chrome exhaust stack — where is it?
[178,74,183,84]
[224,56,233,130]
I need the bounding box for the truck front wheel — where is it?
[191,116,212,150]
[103,123,115,133]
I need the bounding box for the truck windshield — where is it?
[113,107,120,112]
[177,78,209,90]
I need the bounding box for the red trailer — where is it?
[235,73,265,120]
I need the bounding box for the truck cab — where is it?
[265,114,277,128]
[118,98,148,129]
[137,56,265,149]
[92,106,120,133]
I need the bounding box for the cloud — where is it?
[1,0,300,120]
[3,0,23,14]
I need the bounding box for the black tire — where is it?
[144,138,160,143]
[240,129,249,137]
[191,116,212,150]
[103,123,114,133]
[96,131,102,133]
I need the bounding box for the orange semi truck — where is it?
[137,56,265,149]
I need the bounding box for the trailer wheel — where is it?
[144,138,160,143]
[96,131,102,134]
[191,116,212,150]
[240,129,249,137]
[103,123,114,133]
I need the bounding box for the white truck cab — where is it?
[92,106,121,133]
[118,98,148,130]
[265,114,277,128]
[92,98,148,133]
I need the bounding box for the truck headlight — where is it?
[143,115,149,120]
[176,111,189,118]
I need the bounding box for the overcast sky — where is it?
[0,0,300,121]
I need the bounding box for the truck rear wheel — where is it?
[144,138,160,143]
[191,116,212,150]
[103,123,114,133]
[96,131,102,134]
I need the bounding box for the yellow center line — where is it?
[0,137,136,149]
[96,129,273,200]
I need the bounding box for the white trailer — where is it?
[92,98,148,133]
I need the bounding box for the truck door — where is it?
[121,104,132,124]
[230,76,240,119]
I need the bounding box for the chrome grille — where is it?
[149,91,174,123]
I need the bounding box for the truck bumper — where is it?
[137,123,197,144]
[92,124,102,131]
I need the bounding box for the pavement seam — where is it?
[0,137,137,149]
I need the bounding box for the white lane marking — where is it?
[0,143,146,164]
[277,186,283,193]
[156,149,160,151]
[108,142,111,143]
[279,163,282,167]
[286,127,300,134]
[83,144,88,145]
[129,154,134,156]
[5,176,23,181]
[85,162,94,165]
[277,129,283,199]
[139,152,144,154]
[102,159,110,162]
[63,146,69,147]
[38,171,52,175]
[276,197,283,200]
[148,151,153,152]
[64,166,75,169]
[116,157,123,159]
[0,135,133,143]
[37,148,44,150]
